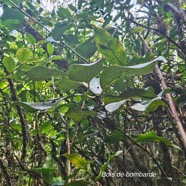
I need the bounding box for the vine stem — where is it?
[138,33,186,149]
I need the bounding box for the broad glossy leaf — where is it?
[100,56,166,88]
[131,97,166,112]
[76,39,97,59]
[16,48,33,63]
[13,97,65,112]
[2,57,16,72]
[104,88,157,104]
[135,131,171,146]
[93,26,127,65]
[27,67,65,81]
[68,59,103,83]
[66,109,97,122]
[63,153,88,169]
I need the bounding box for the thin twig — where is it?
[138,33,186,149]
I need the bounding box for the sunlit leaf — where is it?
[2,57,16,72]
[16,48,33,63]
[47,42,54,56]
[63,153,88,169]
[93,25,127,66]
[135,131,172,145]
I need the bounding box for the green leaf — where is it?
[63,153,88,169]
[66,109,97,122]
[33,168,56,173]
[2,57,16,72]
[131,97,166,112]
[95,150,122,181]
[68,59,103,83]
[76,39,97,59]
[52,22,72,41]
[135,132,172,146]
[66,180,89,186]
[93,25,127,65]
[57,7,71,19]
[25,33,36,45]
[13,97,65,112]
[40,121,54,134]
[100,56,166,89]
[1,7,24,29]
[47,42,54,56]
[16,48,33,63]
[105,130,124,144]
[57,78,80,92]
[104,88,157,104]
[27,67,65,81]
[130,27,144,33]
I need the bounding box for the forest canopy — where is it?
[0,0,186,186]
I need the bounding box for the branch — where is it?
[138,33,186,150]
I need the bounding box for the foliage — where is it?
[0,0,186,186]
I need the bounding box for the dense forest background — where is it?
[0,0,186,185]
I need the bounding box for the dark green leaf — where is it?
[52,22,72,41]
[57,78,80,92]
[66,180,89,186]
[27,67,65,81]
[100,56,166,89]
[66,109,97,122]
[57,7,71,19]
[68,59,103,83]
[93,26,127,66]
[76,39,97,59]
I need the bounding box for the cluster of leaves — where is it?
[0,0,186,186]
